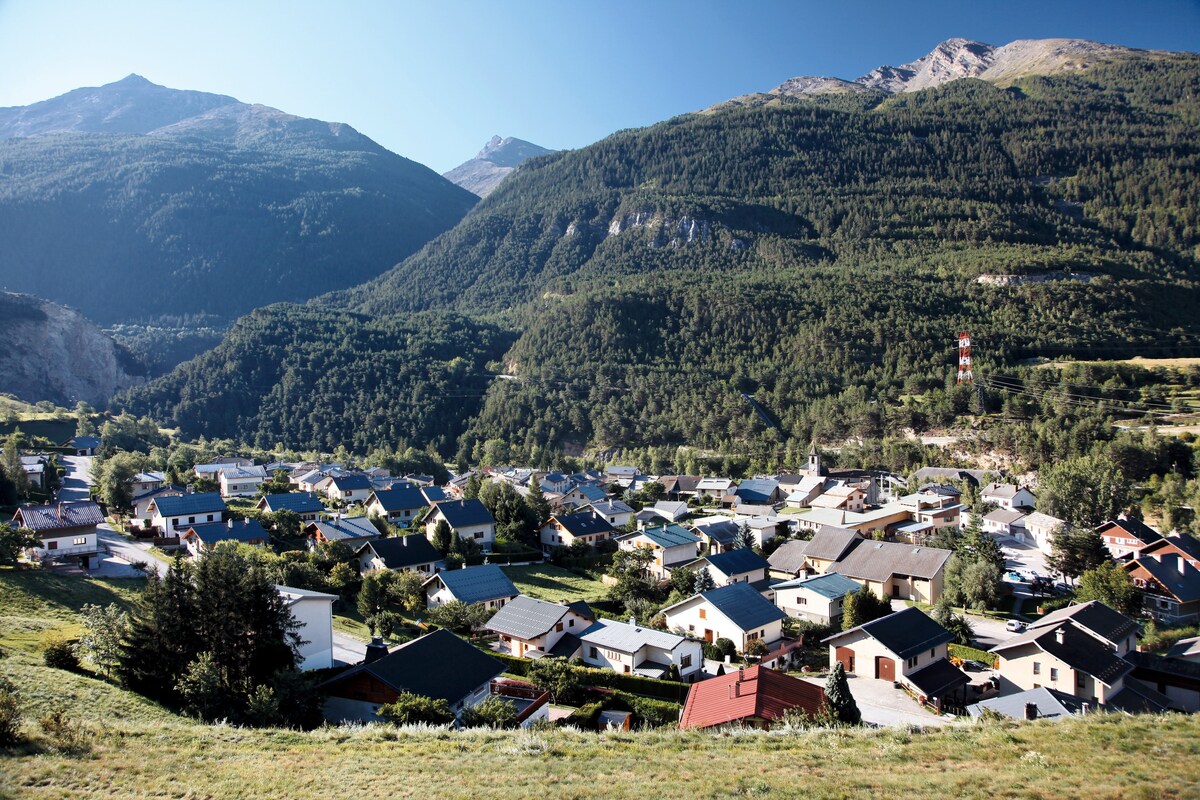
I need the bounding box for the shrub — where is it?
[744,639,769,658]
[461,695,519,729]
[0,677,22,745]
[42,637,80,672]
[379,692,454,725]
[38,707,90,755]
[703,637,737,662]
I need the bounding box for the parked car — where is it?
[1005,619,1027,633]
[1005,570,1026,582]
[962,659,993,672]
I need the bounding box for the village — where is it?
[6,431,1197,733]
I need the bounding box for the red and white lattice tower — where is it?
[957,330,973,384]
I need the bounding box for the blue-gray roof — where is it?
[428,565,517,604]
[633,524,699,549]
[258,492,325,514]
[421,486,447,503]
[576,485,608,502]
[187,519,268,545]
[775,572,862,599]
[435,499,494,529]
[329,474,372,491]
[704,548,770,577]
[966,687,1084,720]
[736,478,779,504]
[150,492,228,517]
[308,516,379,542]
[485,595,572,640]
[369,486,428,513]
[358,535,441,569]
[699,582,786,631]
[555,511,615,538]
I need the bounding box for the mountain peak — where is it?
[115,73,154,86]
[856,38,996,92]
[444,135,556,197]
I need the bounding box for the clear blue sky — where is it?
[1,0,1197,173]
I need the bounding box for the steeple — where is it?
[806,442,823,477]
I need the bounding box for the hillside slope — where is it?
[0,76,477,324]
[121,47,1200,457]
[0,293,145,406]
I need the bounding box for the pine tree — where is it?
[692,568,716,594]
[732,523,754,550]
[526,479,551,529]
[431,519,452,554]
[823,661,861,726]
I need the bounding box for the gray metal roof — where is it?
[485,596,571,640]
[767,539,809,576]
[14,501,104,532]
[774,572,861,599]
[825,607,953,661]
[827,539,953,582]
[802,526,860,561]
[579,618,686,653]
[1028,601,1139,643]
[966,687,1083,720]
[664,582,787,632]
[426,564,517,605]
[149,492,228,517]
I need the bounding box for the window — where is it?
[188,516,195,524]
[1049,668,1058,682]
[73,538,86,546]
[699,608,706,620]
[930,649,935,657]
[1077,674,1086,687]
[590,647,599,658]
[555,622,564,633]
[747,631,760,641]
[681,654,692,668]
[474,531,484,540]
[624,665,631,674]
[47,540,58,550]
[688,624,695,632]
[1033,662,1041,675]
[797,596,807,605]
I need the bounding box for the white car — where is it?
[1005,620,1027,633]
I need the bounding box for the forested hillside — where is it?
[121,53,1200,461]
[0,76,477,324]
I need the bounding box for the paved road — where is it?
[57,454,95,502]
[333,631,368,666]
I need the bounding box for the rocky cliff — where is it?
[0,293,145,406]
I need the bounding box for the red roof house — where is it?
[678,665,824,730]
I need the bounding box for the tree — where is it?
[327,562,361,604]
[731,523,754,550]
[526,479,551,529]
[1037,454,1129,527]
[175,651,227,721]
[357,571,391,619]
[463,473,483,500]
[2,435,29,499]
[0,523,39,566]
[1075,562,1142,617]
[942,612,976,646]
[841,585,891,631]
[1047,525,1110,585]
[692,568,716,594]
[379,692,454,726]
[430,520,452,555]
[74,402,98,437]
[425,600,490,633]
[823,661,861,726]
[93,450,148,510]
[606,548,657,602]
[953,557,1004,611]
[744,638,769,658]
[460,695,519,729]
[527,657,585,704]
[77,603,129,677]
[640,481,665,503]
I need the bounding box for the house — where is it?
[679,665,824,730]
[423,564,518,611]
[824,607,969,711]
[649,500,690,523]
[127,471,167,499]
[325,473,373,504]
[420,485,447,505]
[485,596,596,658]
[217,464,268,498]
[604,465,641,487]
[575,618,703,681]
[983,508,1028,539]
[738,517,784,548]
[810,483,867,513]
[790,526,861,574]
[736,478,782,506]
[896,492,964,533]
[294,469,332,493]
[539,510,615,554]
[825,539,952,604]
[304,515,380,548]
[658,475,702,502]
[146,492,228,539]
[365,486,429,526]
[695,477,735,502]
[783,475,828,509]
[586,499,635,529]
[791,504,912,538]
[1096,517,1165,559]
[989,601,1157,710]
[131,486,185,528]
[966,687,1092,721]
[1023,511,1065,554]
[1124,549,1200,624]
[12,501,103,567]
[63,436,100,457]
[256,492,326,523]
[773,572,862,627]
[321,629,506,723]
[560,483,608,509]
[1123,649,1200,713]
[19,455,49,491]
[614,524,701,580]
[690,516,742,554]
[981,482,1036,511]
[182,519,269,557]
[277,585,337,670]
[1137,534,1200,570]
[661,582,787,651]
[356,536,442,576]
[538,472,573,494]
[767,539,811,579]
[424,499,496,553]
[681,548,771,588]
[1166,635,1200,662]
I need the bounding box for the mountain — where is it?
[0,76,477,324]
[120,43,1200,461]
[0,292,145,406]
[443,135,555,197]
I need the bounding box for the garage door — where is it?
[875,656,895,681]
[835,647,855,674]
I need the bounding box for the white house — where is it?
[422,564,518,611]
[325,474,373,504]
[661,582,787,652]
[586,499,635,529]
[539,510,615,554]
[12,501,103,568]
[1023,512,1064,554]
[574,618,704,681]
[485,596,596,658]
[217,464,269,498]
[256,492,326,523]
[680,548,771,588]
[364,486,429,526]
[146,493,228,539]
[983,508,1028,539]
[982,482,1036,511]
[277,585,337,670]
[695,477,735,502]
[773,572,861,627]
[425,499,496,553]
[127,471,167,499]
[182,519,269,557]
[355,535,442,576]
[614,524,701,580]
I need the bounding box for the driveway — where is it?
[800,673,955,728]
[333,631,367,666]
[57,454,95,502]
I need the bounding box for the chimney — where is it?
[1179,556,1186,574]
[738,666,745,682]
[628,616,637,626]
[1081,702,1089,716]
[364,637,389,664]
[1024,702,1038,721]
[1055,627,1065,645]
[227,519,234,529]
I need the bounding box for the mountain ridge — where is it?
[443,135,555,197]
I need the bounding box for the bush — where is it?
[38,707,90,755]
[490,651,532,677]
[461,695,519,729]
[42,637,80,672]
[379,692,454,725]
[0,677,22,745]
[703,637,737,662]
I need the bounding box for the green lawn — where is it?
[502,563,609,602]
